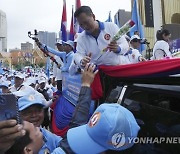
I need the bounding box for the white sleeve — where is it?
[74,35,87,66]
[47,88,53,99]
[69,60,79,76]
[110,22,129,54]
[117,35,129,54]
[163,42,172,57]
[53,62,57,78]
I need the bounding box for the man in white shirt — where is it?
[73,6,129,67]
[10,73,34,93]
[123,35,146,64]
[53,40,64,91]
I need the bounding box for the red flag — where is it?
[69,6,75,41]
[75,0,81,9]
[74,0,83,33]
[61,0,67,41]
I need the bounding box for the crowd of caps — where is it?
[0,5,175,154]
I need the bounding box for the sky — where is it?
[0,0,131,50]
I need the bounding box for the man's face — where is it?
[39,82,46,89]
[131,40,141,49]
[23,121,44,154]
[14,77,24,87]
[77,12,96,34]
[65,44,73,52]
[21,105,44,127]
[57,44,64,51]
[1,87,10,93]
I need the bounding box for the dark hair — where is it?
[156,29,170,41]
[5,131,32,154]
[74,6,93,18]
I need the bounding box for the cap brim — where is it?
[67,124,106,154]
[15,76,24,79]
[19,103,45,111]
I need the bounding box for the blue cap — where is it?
[64,40,74,49]
[18,94,45,111]
[67,103,140,154]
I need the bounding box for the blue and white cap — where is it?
[56,40,63,45]
[64,40,74,49]
[18,93,45,111]
[67,103,140,154]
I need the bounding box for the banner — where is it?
[62,72,82,105]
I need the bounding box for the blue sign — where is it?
[170,38,180,53]
[62,72,82,106]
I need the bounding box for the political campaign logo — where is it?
[88,112,101,127]
[104,33,111,40]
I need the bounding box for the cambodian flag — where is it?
[69,6,75,41]
[61,0,67,41]
[74,0,83,33]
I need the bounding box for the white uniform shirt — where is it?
[153,40,172,59]
[74,21,129,66]
[53,55,63,80]
[124,47,142,64]
[10,84,34,93]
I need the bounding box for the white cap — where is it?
[38,76,46,84]
[0,80,11,88]
[15,72,25,79]
[24,77,36,86]
[130,35,141,42]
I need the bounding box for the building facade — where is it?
[114,9,131,27]
[0,10,7,52]
[38,31,57,49]
[21,42,33,51]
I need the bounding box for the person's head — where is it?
[56,40,64,51]
[156,29,171,42]
[130,35,141,49]
[0,81,10,93]
[5,121,43,154]
[74,6,98,34]
[18,94,45,127]
[134,31,139,36]
[14,73,24,88]
[38,76,46,89]
[67,103,140,153]
[0,86,10,93]
[64,40,74,52]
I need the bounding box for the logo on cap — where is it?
[28,95,35,101]
[89,112,101,127]
[111,133,126,148]
[104,34,111,40]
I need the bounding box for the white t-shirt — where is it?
[153,40,172,59]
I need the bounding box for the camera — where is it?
[141,38,150,45]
